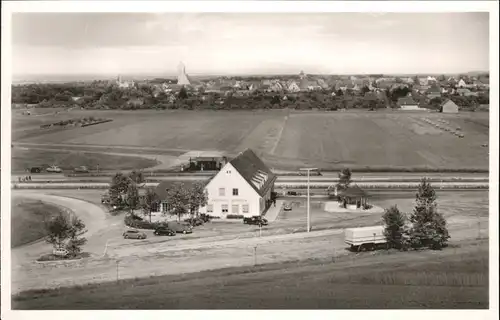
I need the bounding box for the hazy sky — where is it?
[11,12,489,76]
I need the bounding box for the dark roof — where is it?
[338,185,370,198]
[229,149,277,197]
[154,180,209,200]
[397,97,418,106]
[426,86,441,94]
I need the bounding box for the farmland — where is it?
[12,240,488,309]
[12,109,489,171]
[11,148,158,172]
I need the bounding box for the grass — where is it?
[11,148,158,171]
[11,198,69,247]
[12,109,489,171]
[12,242,489,309]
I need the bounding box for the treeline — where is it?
[12,82,489,111]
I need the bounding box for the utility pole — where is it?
[253,245,258,266]
[116,260,119,282]
[300,167,317,232]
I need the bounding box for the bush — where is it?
[124,214,161,229]
[226,214,244,219]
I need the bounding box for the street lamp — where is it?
[299,167,317,233]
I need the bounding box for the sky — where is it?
[11,12,490,76]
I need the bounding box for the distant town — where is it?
[12,62,489,113]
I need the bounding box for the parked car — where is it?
[283,203,292,211]
[46,165,62,173]
[52,247,69,257]
[73,166,89,173]
[153,226,176,236]
[123,229,147,239]
[101,193,111,204]
[243,216,268,226]
[27,166,43,173]
[167,222,193,234]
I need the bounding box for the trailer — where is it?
[344,225,387,252]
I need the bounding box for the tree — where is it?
[336,89,343,96]
[109,172,130,207]
[45,212,87,257]
[382,205,407,249]
[178,86,188,99]
[126,182,140,214]
[337,168,352,190]
[166,182,190,221]
[408,178,450,250]
[65,215,88,256]
[141,187,159,222]
[361,86,370,94]
[129,170,145,185]
[187,182,208,218]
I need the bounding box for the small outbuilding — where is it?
[337,185,371,210]
[440,99,459,113]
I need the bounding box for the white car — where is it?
[53,247,69,257]
[46,165,63,173]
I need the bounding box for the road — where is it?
[11,180,489,190]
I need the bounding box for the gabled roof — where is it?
[154,180,208,200]
[338,185,370,198]
[229,149,277,197]
[426,85,441,94]
[398,97,418,106]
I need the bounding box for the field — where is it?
[12,241,488,309]
[11,147,158,172]
[12,109,489,171]
[10,197,69,247]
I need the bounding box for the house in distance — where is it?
[440,99,459,113]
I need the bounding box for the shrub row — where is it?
[124,215,162,230]
[226,214,244,219]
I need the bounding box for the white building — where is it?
[199,149,277,218]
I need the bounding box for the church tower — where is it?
[177,62,191,85]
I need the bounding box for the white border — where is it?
[1,2,499,320]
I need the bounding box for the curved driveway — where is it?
[11,191,114,267]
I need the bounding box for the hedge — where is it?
[226,214,244,219]
[124,214,163,230]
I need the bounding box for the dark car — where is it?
[154,226,176,236]
[243,216,268,226]
[167,221,193,234]
[27,166,43,173]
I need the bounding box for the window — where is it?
[222,204,229,213]
[232,188,239,196]
[232,204,239,214]
[242,204,249,213]
[207,204,213,213]
[219,188,225,196]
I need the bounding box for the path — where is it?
[264,200,285,222]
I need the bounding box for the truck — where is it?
[344,225,387,252]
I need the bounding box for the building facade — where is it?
[199,149,276,218]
